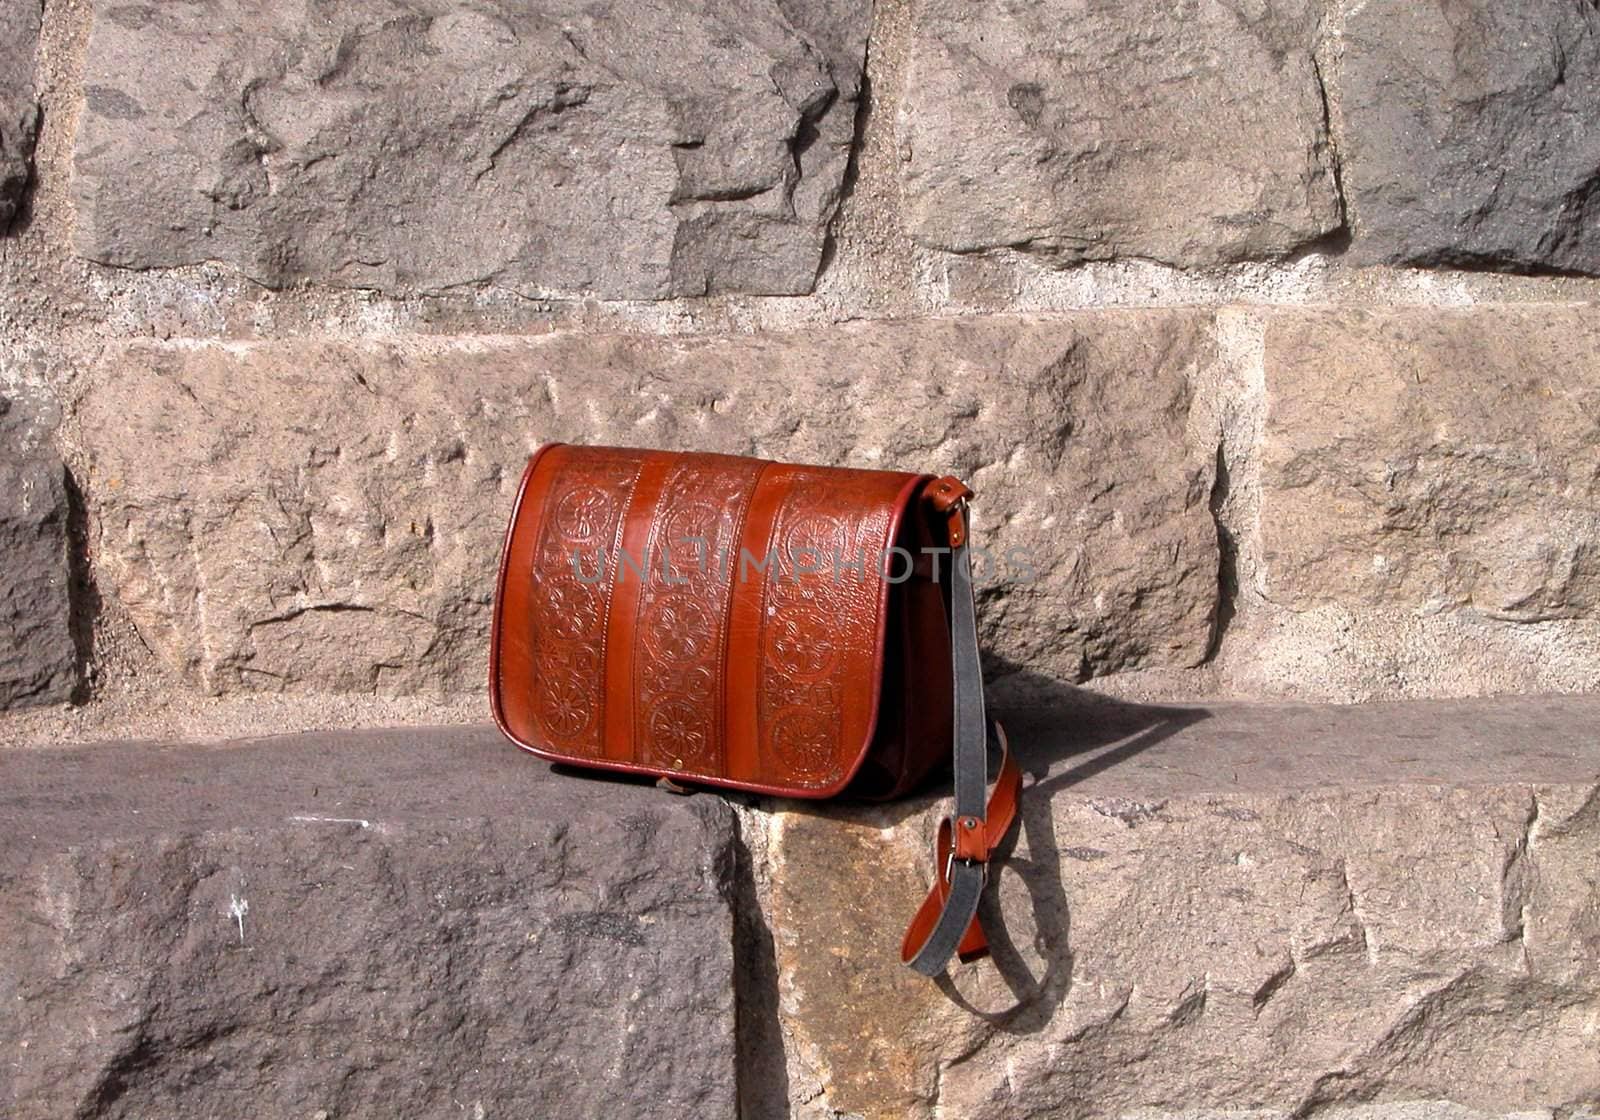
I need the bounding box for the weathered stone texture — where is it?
[1261,308,1600,619]
[71,0,868,298]
[1134,1110,1593,1120]
[767,695,1600,1120]
[0,394,74,708]
[0,727,738,1119]
[0,0,41,227]
[898,0,1341,267]
[79,316,1219,695]
[1342,0,1600,273]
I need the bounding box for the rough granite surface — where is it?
[1260,307,1600,620]
[0,391,74,708]
[0,0,41,228]
[899,0,1342,267]
[1341,0,1600,273]
[0,726,740,1119]
[71,0,870,298]
[78,316,1222,696]
[764,693,1600,1120]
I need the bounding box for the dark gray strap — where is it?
[951,537,988,821]
[904,528,991,977]
[905,859,985,976]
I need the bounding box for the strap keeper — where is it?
[925,476,975,548]
[926,476,974,513]
[952,814,988,863]
[902,724,1021,974]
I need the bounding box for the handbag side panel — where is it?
[490,443,927,797]
[848,492,955,800]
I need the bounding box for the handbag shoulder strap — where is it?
[900,479,1023,976]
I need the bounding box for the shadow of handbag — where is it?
[489,444,1021,976]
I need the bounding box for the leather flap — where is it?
[490,444,928,796]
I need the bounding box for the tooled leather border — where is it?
[489,444,932,799]
[488,442,561,753]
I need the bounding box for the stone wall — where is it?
[3,5,1600,1118]
[3,0,1600,726]
[3,0,1600,729]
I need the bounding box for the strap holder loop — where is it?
[926,476,974,548]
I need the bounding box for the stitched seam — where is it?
[631,460,673,766]
[596,456,649,757]
[714,459,771,777]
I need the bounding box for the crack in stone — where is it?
[1252,958,1298,1013]
[1499,791,1541,947]
[1331,858,1375,963]
[1168,977,1209,1026]
[1308,44,1352,245]
[247,602,381,629]
[1202,439,1238,663]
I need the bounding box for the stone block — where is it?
[898,0,1341,267]
[1341,0,1600,273]
[0,0,41,227]
[71,0,869,297]
[764,693,1600,1118]
[1261,308,1600,619]
[0,393,74,708]
[0,726,739,1118]
[79,315,1220,695]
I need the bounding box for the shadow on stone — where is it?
[989,662,1211,781]
[63,468,102,703]
[537,660,1211,1040]
[731,819,791,1119]
[0,106,40,239]
[739,657,1210,1029]
[934,662,1211,1026]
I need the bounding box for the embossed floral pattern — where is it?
[767,615,837,678]
[633,458,764,771]
[648,698,711,768]
[529,450,643,756]
[517,449,908,790]
[542,577,601,641]
[538,667,596,738]
[770,706,837,778]
[643,594,714,664]
[554,486,615,543]
[755,470,898,788]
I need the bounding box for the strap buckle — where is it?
[901,726,1021,976]
[944,848,989,887]
[945,813,990,884]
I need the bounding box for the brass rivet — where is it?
[673,758,684,769]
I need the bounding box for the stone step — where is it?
[0,727,740,1119]
[762,692,1600,1119]
[3,696,1599,1119]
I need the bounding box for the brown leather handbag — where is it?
[489,444,1021,975]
